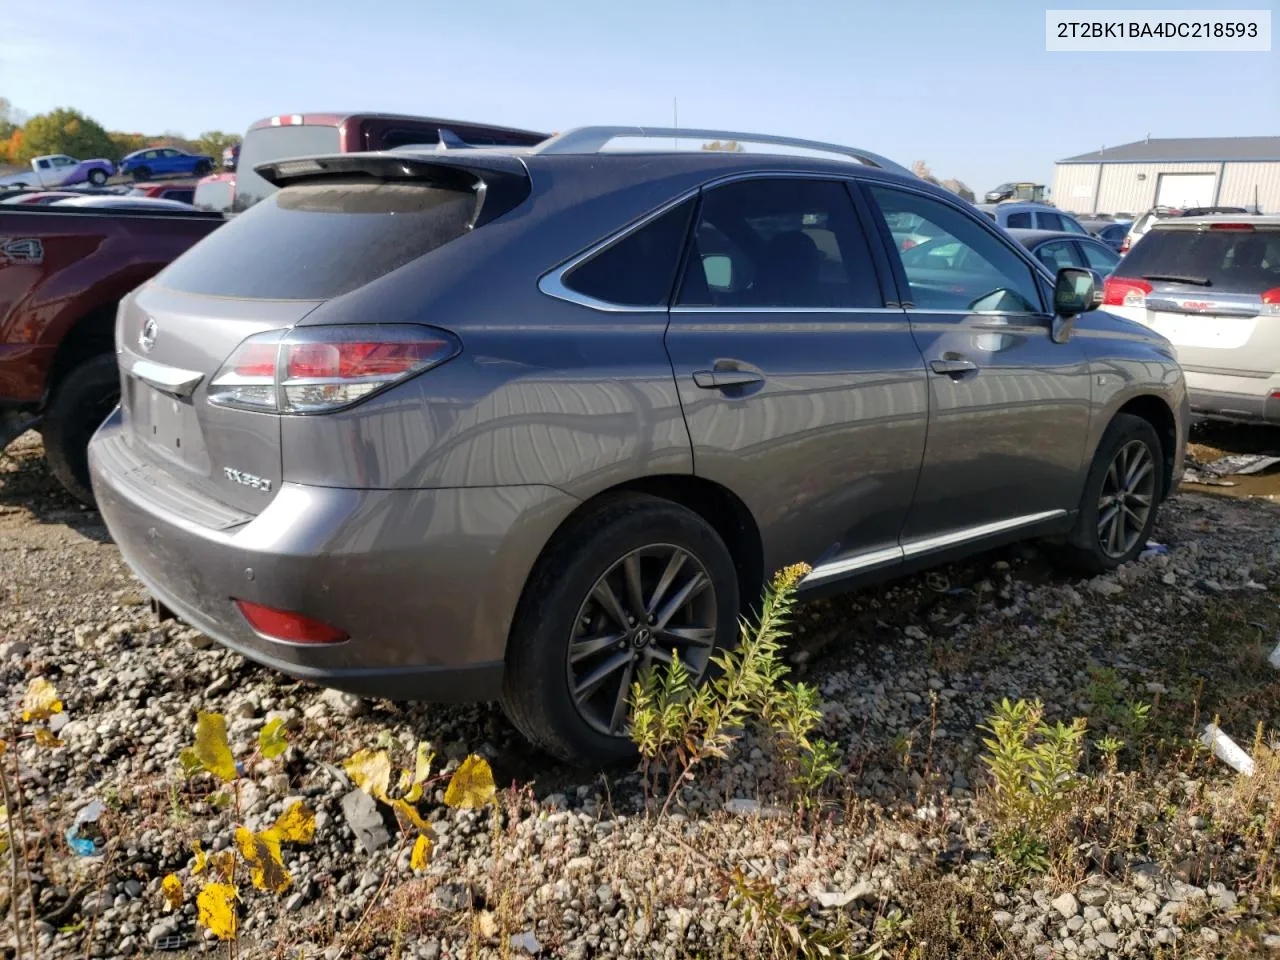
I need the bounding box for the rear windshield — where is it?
[233,125,341,212]
[158,181,477,299]
[194,179,234,212]
[1120,226,1280,294]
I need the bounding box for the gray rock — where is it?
[1078,886,1108,907]
[1089,578,1124,597]
[340,788,390,853]
[416,942,441,960]
[320,688,368,717]
[993,911,1015,928]
[117,936,137,955]
[814,880,875,909]
[2,640,30,660]
[1097,932,1119,951]
[1066,915,1085,932]
[510,931,542,955]
[1052,892,1080,919]
[123,879,142,898]
[146,921,174,945]
[1201,927,1220,945]
[1262,934,1280,951]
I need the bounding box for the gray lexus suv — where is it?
[89,126,1188,763]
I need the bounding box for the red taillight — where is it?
[208,325,460,414]
[1102,276,1153,307]
[901,239,918,251]
[1120,236,1131,253]
[1209,222,1254,231]
[1263,288,1280,315]
[236,599,348,644]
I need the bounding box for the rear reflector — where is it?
[236,599,348,644]
[1264,288,1280,316]
[1102,276,1152,307]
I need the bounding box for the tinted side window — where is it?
[677,178,881,308]
[1037,212,1067,231]
[867,186,1043,313]
[562,198,695,307]
[1005,211,1033,228]
[1079,241,1120,273]
[1060,216,1088,234]
[1035,239,1085,272]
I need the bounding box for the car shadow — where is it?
[0,431,112,543]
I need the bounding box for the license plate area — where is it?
[1146,311,1257,351]
[127,377,211,474]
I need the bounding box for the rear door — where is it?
[862,183,1092,543]
[665,176,929,584]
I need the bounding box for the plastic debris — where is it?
[723,798,787,819]
[1207,453,1280,477]
[64,798,106,856]
[1140,541,1169,560]
[1200,724,1256,777]
[1269,641,1280,671]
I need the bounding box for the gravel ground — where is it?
[3,429,1280,960]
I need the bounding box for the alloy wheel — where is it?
[1097,439,1155,558]
[565,544,718,737]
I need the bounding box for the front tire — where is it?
[500,494,740,765]
[1060,413,1164,574]
[42,354,120,506]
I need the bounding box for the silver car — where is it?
[89,126,1188,763]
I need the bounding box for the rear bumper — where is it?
[1184,370,1280,424]
[88,409,579,702]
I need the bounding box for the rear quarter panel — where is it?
[0,211,222,403]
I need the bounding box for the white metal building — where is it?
[1052,136,1280,217]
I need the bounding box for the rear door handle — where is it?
[929,358,978,377]
[693,369,765,389]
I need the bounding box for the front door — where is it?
[665,176,929,585]
[861,183,1093,544]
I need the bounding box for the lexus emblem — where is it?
[139,317,158,353]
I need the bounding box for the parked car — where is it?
[984,182,1047,204]
[231,112,550,211]
[222,143,240,172]
[1079,219,1132,252]
[128,183,197,204]
[1121,206,1182,254]
[975,201,1091,235]
[1007,228,1122,277]
[0,203,224,502]
[88,125,1188,763]
[1101,215,1280,424]
[119,147,215,181]
[193,173,235,213]
[1181,206,1249,218]
[0,154,115,189]
[1,191,83,205]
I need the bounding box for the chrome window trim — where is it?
[539,170,892,313]
[670,306,897,315]
[802,510,1067,587]
[902,308,1050,319]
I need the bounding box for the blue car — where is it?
[119,147,215,181]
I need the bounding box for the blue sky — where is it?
[2,0,1274,192]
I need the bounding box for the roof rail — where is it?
[533,126,913,177]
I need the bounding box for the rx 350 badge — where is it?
[0,238,44,266]
[223,467,272,493]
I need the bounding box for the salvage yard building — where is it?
[1052,135,1280,216]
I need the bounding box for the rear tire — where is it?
[1058,413,1164,575]
[87,169,108,186]
[500,494,740,765]
[194,160,212,177]
[132,166,150,182]
[42,354,120,506]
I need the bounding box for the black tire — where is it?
[42,354,120,505]
[87,169,108,186]
[194,160,213,177]
[133,166,150,182]
[500,493,740,765]
[1059,413,1164,575]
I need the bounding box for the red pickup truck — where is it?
[1,205,223,501]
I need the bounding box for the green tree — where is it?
[15,107,115,164]
[194,131,240,167]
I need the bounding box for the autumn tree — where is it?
[702,139,745,152]
[194,130,240,165]
[14,107,115,163]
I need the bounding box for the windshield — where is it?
[1120,226,1280,295]
[233,125,341,212]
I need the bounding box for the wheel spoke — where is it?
[1128,493,1152,507]
[592,577,630,629]
[645,551,688,617]
[569,632,623,663]
[607,661,635,733]
[659,625,716,648]
[1122,503,1146,530]
[654,572,710,630]
[623,553,646,621]
[1105,459,1121,496]
[573,651,631,702]
[1108,511,1123,554]
[647,647,674,666]
[1097,502,1120,536]
[1125,454,1153,491]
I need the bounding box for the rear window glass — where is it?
[1121,226,1280,294]
[194,179,234,212]
[233,125,341,212]
[562,199,695,306]
[158,182,477,300]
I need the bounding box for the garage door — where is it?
[1155,172,1215,209]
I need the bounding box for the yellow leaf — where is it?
[209,850,236,882]
[0,740,7,756]
[21,678,63,722]
[272,801,316,844]
[258,717,288,760]
[392,798,430,833]
[192,841,208,875]
[444,755,495,809]
[410,834,432,871]
[33,727,64,748]
[344,748,391,802]
[161,874,184,909]
[178,748,203,777]
[191,713,237,782]
[413,742,434,784]
[196,882,237,940]
[234,826,291,893]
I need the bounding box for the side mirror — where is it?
[1051,267,1104,343]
